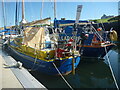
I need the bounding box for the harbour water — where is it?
[30,40,120,89]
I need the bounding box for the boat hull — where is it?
[80,44,115,58]
[6,45,80,75]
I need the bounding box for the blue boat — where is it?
[78,33,115,58]
[54,19,116,58]
[5,27,80,75]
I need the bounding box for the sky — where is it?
[0,1,119,28]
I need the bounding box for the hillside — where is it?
[90,15,120,23]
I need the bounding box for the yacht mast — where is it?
[54,0,56,19]
[20,0,27,24]
[15,0,18,27]
[40,0,44,19]
[2,0,6,29]
[22,0,24,20]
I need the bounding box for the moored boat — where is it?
[4,26,80,75]
[54,19,117,59]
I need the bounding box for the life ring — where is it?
[109,30,118,41]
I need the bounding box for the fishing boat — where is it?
[54,19,117,59]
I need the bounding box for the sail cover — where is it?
[23,27,45,50]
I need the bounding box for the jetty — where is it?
[0,42,47,89]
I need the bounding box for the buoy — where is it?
[110,30,118,41]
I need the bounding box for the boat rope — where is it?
[52,62,74,90]
[104,47,119,89]
[30,44,38,71]
[30,55,37,71]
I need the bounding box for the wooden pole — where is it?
[72,53,75,75]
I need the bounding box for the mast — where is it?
[54,0,56,19]
[15,0,18,27]
[20,0,27,24]
[2,0,6,29]
[22,0,24,20]
[40,0,44,19]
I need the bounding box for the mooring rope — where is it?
[30,44,38,71]
[104,47,119,89]
[52,62,74,90]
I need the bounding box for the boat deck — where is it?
[0,43,47,89]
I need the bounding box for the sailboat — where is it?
[4,1,81,75]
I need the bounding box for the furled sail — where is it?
[22,17,51,26]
